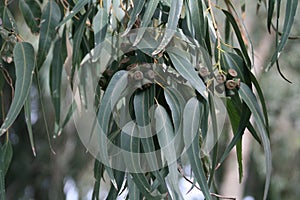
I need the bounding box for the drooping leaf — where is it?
[50,31,67,125]
[97,70,128,189]
[222,10,251,68]
[188,0,205,43]
[0,140,13,199]
[0,42,35,136]
[2,7,19,33]
[167,47,208,100]
[57,0,89,27]
[238,83,271,200]
[133,0,160,46]
[19,0,42,33]
[266,0,298,70]
[183,97,211,200]
[36,1,61,69]
[93,8,108,46]
[92,160,104,200]
[152,0,183,55]
[122,0,146,36]
[24,96,36,156]
[155,105,183,199]
[128,174,141,200]
[267,0,275,32]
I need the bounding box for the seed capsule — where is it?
[225,80,237,90]
[216,74,226,83]
[133,71,144,81]
[145,70,155,79]
[228,68,238,78]
[199,67,209,77]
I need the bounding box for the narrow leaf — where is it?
[19,0,42,33]
[267,0,275,32]
[133,0,160,46]
[0,42,35,136]
[167,48,208,100]
[152,0,183,55]
[2,7,19,33]
[183,97,211,200]
[0,141,13,199]
[93,8,108,46]
[122,0,146,36]
[266,0,298,70]
[238,83,271,200]
[36,1,61,69]
[24,96,36,156]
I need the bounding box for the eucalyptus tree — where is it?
[0,0,298,199]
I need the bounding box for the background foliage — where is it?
[0,0,299,199]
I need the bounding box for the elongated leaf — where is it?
[0,141,13,199]
[24,97,36,156]
[2,7,18,33]
[167,48,207,100]
[122,0,146,36]
[19,0,41,33]
[57,0,89,27]
[93,8,108,46]
[183,97,211,200]
[0,42,35,136]
[133,0,160,46]
[152,0,183,55]
[266,0,298,70]
[92,160,104,200]
[155,105,183,199]
[50,33,67,124]
[238,83,271,200]
[36,1,61,69]
[189,0,205,43]
[267,0,275,32]
[128,175,141,200]
[222,10,251,68]
[97,70,128,189]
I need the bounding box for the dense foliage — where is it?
[0,0,298,199]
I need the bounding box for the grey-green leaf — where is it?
[0,141,13,199]
[238,83,271,200]
[24,96,36,156]
[183,97,211,200]
[19,0,42,33]
[93,8,108,46]
[266,0,298,70]
[36,1,61,69]
[0,42,35,136]
[167,47,207,100]
[152,0,183,55]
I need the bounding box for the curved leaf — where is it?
[122,0,146,36]
[183,97,211,200]
[24,97,36,156]
[0,42,35,136]
[93,8,108,46]
[167,47,208,100]
[19,0,42,33]
[133,0,160,46]
[152,0,183,55]
[238,83,271,200]
[0,141,13,199]
[36,1,61,69]
[266,0,298,70]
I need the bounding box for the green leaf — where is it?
[183,97,211,200]
[19,0,42,33]
[0,141,13,199]
[188,0,205,43]
[2,7,18,33]
[36,1,61,69]
[155,105,183,199]
[50,32,67,124]
[122,0,146,36]
[92,160,104,200]
[0,42,35,136]
[128,175,141,200]
[266,0,298,70]
[238,83,271,200]
[152,0,183,55]
[167,47,208,100]
[133,0,160,46]
[267,0,275,32]
[24,97,36,156]
[222,10,251,68]
[57,0,89,27]
[97,70,128,189]
[93,8,108,46]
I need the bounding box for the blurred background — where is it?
[1,1,299,200]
